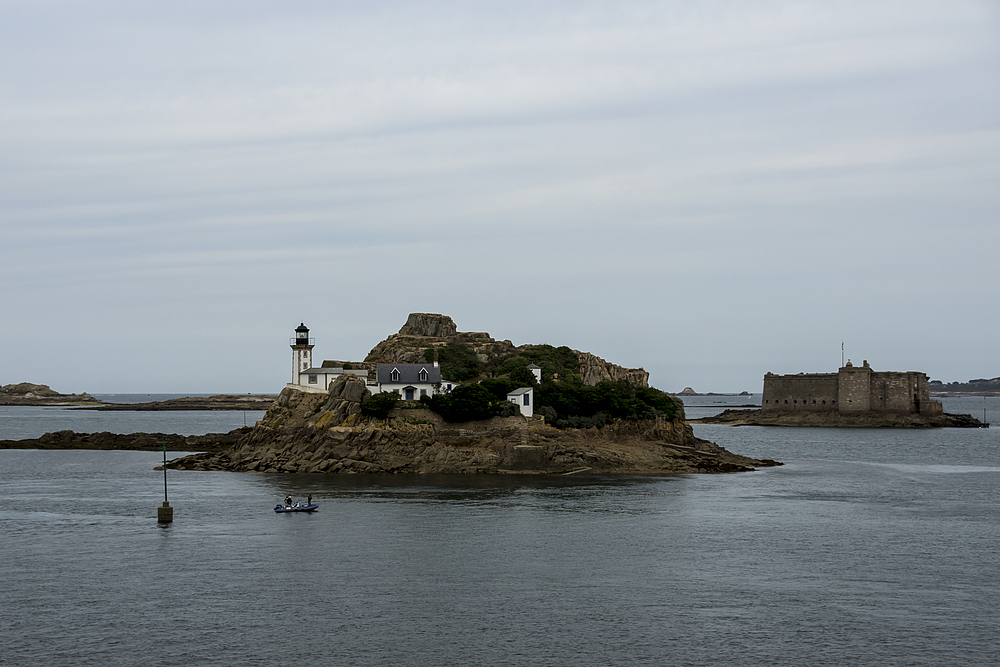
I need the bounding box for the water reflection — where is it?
[247,472,691,513]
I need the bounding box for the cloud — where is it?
[1,1,998,392]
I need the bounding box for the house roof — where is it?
[507,387,533,396]
[376,364,441,384]
[527,364,541,369]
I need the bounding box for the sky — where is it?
[2,1,999,394]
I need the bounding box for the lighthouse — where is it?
[290,323,314,383]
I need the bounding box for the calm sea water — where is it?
[1,396,998,666]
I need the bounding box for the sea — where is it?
[1,395,998,666]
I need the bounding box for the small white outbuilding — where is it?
[507,387,534,418]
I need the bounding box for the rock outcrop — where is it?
[397,313,458,338]
[161,375,779,474]
[360,313,649,387]
[575,352,649,387]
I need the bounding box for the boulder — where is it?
[398,313,458,338]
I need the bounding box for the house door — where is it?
[405,387,415,401]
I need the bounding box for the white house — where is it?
[507,387,534,417]
[372,363,446,401]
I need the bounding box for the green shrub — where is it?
[479,377,520,400]
[424,343,484,382]
[535,380,681,428]
[360,391,399,419]
[495,401,521,418]
[422,383,526,422]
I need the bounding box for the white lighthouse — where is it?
[290,323,314,383]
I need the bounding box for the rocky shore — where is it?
[0,428,249,451]
[160,376,780,475]
[693,408,988,428]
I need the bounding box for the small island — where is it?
[162,314,780,474]
[0,383,100,406]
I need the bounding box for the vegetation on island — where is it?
[417,343,682,426]
[360,390,400,419]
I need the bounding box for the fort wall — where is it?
[762,361,942,415]
[761,373,839,412]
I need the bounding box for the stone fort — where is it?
[761,360,943,415]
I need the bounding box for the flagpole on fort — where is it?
[841,341,845,368]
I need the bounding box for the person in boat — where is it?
[285,495,292,507]
[307,494,312,506]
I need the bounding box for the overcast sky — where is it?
[2,1,998,394]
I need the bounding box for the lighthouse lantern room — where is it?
[290,323,315,382]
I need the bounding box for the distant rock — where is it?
[677,387,699,396]
[0,383,99,406]
[1,382,61,397]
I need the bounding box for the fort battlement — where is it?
[761,360,943,415]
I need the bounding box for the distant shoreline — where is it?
[0,394,276,410]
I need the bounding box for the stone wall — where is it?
[761,373,839,412]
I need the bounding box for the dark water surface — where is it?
[1,397,999,665]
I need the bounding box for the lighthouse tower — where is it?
[290,323,314,383]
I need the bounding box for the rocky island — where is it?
[0,383,100,406]
[166,376,776,474]
[693,409,985,428]
[162,314,780,474]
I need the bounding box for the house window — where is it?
[420,389,426,397]
[308,375,317,384]
[523,394,530,406]
[419,369,427,382]
[391,369,399,382]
